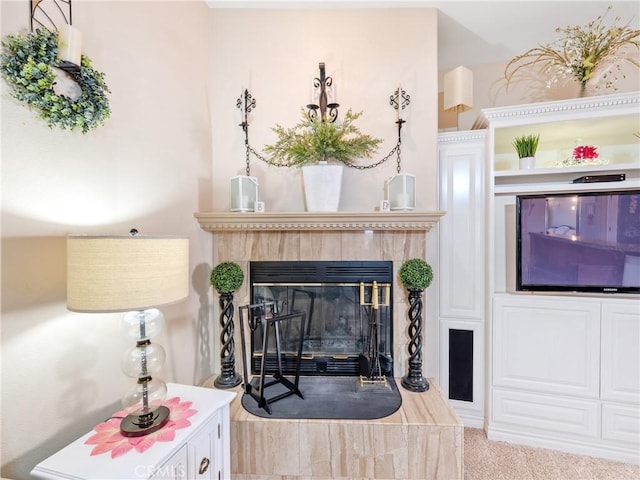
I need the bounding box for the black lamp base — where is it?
[120,405,170,437]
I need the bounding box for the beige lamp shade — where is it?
[443,66,473,113]
[67,235,189,312]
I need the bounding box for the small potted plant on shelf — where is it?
[210,262,245,389]
[398,258,434,393]
[512,134,540,170]
[263,109,382,212]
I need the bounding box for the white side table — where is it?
[31,383,236,480]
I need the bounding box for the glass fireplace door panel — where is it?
[252,284,392,367]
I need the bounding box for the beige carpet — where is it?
[464,428,640,480]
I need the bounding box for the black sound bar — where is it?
[572,173,626,184]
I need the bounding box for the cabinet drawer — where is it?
[151,445,188,480]
[492,388,599,438]
[602,403,640,445]
[601,303,640,404]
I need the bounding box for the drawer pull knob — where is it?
[199,457,210,474]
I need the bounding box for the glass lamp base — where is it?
[120,405,170,437]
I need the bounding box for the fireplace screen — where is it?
[249,261,393,376]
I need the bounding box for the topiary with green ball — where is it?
[210,262,244,294]
[399,258,433,291]
[210,261,244,388]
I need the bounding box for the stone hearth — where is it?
[202,375,463,479]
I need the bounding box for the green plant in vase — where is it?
[263,109,383,212]
[264,108,382,167]
[512,134,540,170]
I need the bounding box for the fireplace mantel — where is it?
[195,211,445,232]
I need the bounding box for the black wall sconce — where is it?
[232,62,414,212]
[306,62,339,123]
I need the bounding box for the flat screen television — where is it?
[516,190,640,294]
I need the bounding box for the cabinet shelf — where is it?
[494,178,640,195]
[493,162,639,178]
[486,92,639,196]
[493,162,640,194]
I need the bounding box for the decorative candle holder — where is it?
[230,176,258,212]
[387,173,416,211]
[401,289,429,392]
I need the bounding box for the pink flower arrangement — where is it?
[572,145,599,161]
[556,143,606,168]
[85,397,197,459]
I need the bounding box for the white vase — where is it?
[301,162,344,212]
[519,156,536,170]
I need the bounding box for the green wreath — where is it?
[0,28,110,133]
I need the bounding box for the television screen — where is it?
[516,190,640,294]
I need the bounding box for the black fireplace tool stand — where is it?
[239,301,306,415]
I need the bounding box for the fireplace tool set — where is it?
[359,281,391,388]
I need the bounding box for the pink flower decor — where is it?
[85,397,197,459]
[572,145,599,161]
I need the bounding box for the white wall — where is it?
[207,6,441,393]
[1,1,213,478]
[208,8,439,212]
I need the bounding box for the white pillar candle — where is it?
[327,82,337,104]
[57,24,82,66]
[396,193,408,207]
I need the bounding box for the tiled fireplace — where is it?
[197,211,463,480]
[195,211,444,380]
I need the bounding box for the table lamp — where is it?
[67,231,189,437]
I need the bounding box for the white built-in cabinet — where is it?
[31,384,236,480]
[491,295,639,462]
[437,130,486,427]
[483,92,640,464]
[438,91,640,463]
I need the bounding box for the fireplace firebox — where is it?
[249,261,394,376]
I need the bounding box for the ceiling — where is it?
[206,1,640,70]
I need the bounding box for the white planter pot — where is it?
[301,163,344,212]
[519,156,536,170]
